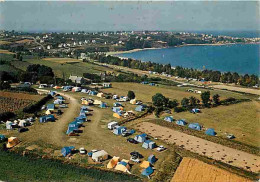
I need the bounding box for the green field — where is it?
[0,150,140,182]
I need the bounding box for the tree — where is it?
[201,91,211,107]
[127,90,135,100]
[152,93,167,107]
[19,55,23,61]
[167,99,179,108]
[181,98,190,108]
[213,94,220,105]
[189,96,199,107]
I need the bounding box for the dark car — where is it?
[127,138,138,144]
[18,128,29,133]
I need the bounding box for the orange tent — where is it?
[107,156,120,169]
[140,161,150,168]
[81,100,89,105]
[113,113,122,119]
[6,137,20,148]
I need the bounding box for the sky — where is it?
[0,1,259,32]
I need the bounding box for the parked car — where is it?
[127,138,138,144]
[227,134,235,139]
[157,145,166,152]
[79,147,86,154]
[18,128,29,133]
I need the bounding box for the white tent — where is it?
[93,100,102,105]
[92,150,108,162]
[18,120,27,127]
[6,121,13,130]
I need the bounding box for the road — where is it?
[135,122,260,173]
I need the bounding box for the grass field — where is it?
[42,57,82,63]
[171,157,251,182]
[0,40,11,45]
[11,58,118,79]
[101,82,253,103]
[0,150,140,182]
[15,39,34,44]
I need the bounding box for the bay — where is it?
[116,44,259,75]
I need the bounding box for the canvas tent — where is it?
[93,100,102,105]
[92,150,108,162]
[45,109,52,115]
[113,102,122,107]
[97,92,104,98]
[39,115,55,123]
[148,155,157,164]
[115,159,131,173]
[6,121,13,130]
[205,128,216,136]
[134,133,147,143]
[18,120,27,127]
[81,100,89,105]
[113,126,127,135]
[188,123,202,131]
[142,166,154,178]
[99,102,107,108]
[107,156,120,169]
[56,96,65,100]
[47,104,55,111]
[164,116,174,122]
[135,105,145,112]
[61,146,75,157]
[113,112,122,119]
[142,140,156,149]
[54,99,63,105]
[89,91,98,95]
[130,99,136,105]
[140,161,150,168]
[6,137,20,148]
[0,134,5,141]
[112,107,123,113]
[176,119,187,126]
[191,108,201,113]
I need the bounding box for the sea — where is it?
[116,31,259,75]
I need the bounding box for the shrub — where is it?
[23,95,52,113]
[0,112,15,121]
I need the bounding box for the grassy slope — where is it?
[0,151,139,182]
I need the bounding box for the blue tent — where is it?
[112,107,122,113]
[47,104,55,110]
[164,116,174,122]
[48,91,56,96]
[149,83,155,86]
[141,81,149,84]
[0,134,6,141]
[39,115,55,123]
[113,102,122,107]
[176,119,187,126]
[148,155,156,164]
[76,116,86,122]
[89,91,98,95]
[191,108,201,113]
[205,128,216,136]
[113,126,127,135]
[61,146,75,157]
[66,126,79,135]
[188,123,202,131]
[134,134,147,143]
[69,121,79,128]
[142,140,156,149]
[54,99,63,105]
[99,102,107,108]
[81,106,89,111]
[56,96,65,100]
[79,112,86,118]
[141,166,154,177]
[130,129,135,134]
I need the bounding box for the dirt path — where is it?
[212,85,260,96]
[136,122,260,173]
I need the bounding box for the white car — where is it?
[79,147,86,154]
[157,145,166,152]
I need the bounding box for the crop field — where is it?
[171,101,260,147]
[15,39,34,44]
[171,157,251,182]
[0,151,140,182]
[0,91,43,113]
[0,49,15,54]
[0,40,11,45]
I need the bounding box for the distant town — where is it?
[0,30,259,58]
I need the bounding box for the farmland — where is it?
[0,49,15,54]
[0,91,43,114]
[0,150,140,182]
[171,157,251,182]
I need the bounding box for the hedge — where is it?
[23,95,52,113]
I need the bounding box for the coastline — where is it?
[106,42,259,56]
